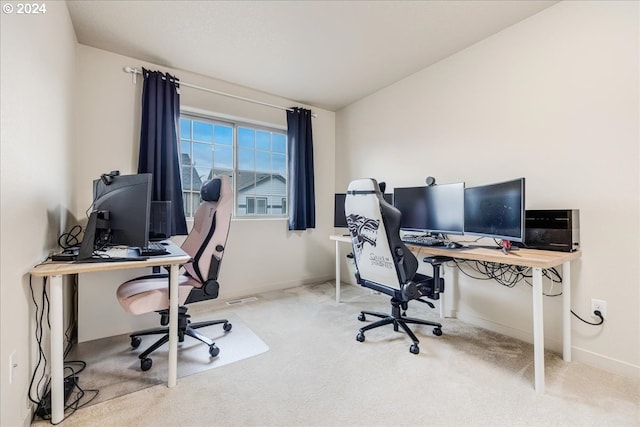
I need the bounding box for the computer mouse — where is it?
[446,241,464,249]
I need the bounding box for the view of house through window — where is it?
[179,114,287,218]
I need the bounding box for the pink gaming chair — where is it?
[116,175,233,371]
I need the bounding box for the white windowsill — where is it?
[186,216,288,223]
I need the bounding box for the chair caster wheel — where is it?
[209,344,220,357]
[140,357,152,371]
[410,344,420,354]
[433,327,443,336]
[130,336,142,348]
[358,313,366,321]
[223,322,232,332]
[356,332,365,342]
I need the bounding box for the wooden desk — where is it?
[330,234,582,393]
[29,243,190,424]
[409,245,581,393]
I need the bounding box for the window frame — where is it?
[245,196,269,215]
[179,110,288,220]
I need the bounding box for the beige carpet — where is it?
[61,313,268,408]
[33,282,639,426]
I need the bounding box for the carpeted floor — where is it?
[32,281,639,426]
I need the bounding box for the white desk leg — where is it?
[437,264,445,318]
[49,275,64,424]
[335,239,341,303]
[167,264,179,388]
[532,267,545,393]
[562,261,572,362]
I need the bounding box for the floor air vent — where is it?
[226,296,258,306]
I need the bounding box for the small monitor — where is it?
[393,186,429,232]
[425,182,465,235]
[334,193,347,228]
[92,173,152,248]
[149,200,172,241]
[334,192,392,228]
[464,178,525,242]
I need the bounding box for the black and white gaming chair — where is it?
[345,178,443,354]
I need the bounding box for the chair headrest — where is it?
[347,178,381,194]
[201,177,222,202]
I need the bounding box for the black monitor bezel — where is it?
[424,182,465,236]
[463,177,525,242]
[334,193,347,228]
[92,173,152,248]
[393,186,429,233]
[334,192,392,228]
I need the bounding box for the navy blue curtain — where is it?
[286,107,315,230]
[138,68,188,236]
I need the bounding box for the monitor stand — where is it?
[467,241,520,253]
[77,211,98,260]
[77,210,111,260]
[500,240,520,254]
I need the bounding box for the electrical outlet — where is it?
[591,299,606,320]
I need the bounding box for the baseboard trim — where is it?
[209,274,334,308]
[452,311,639,378]
[571,346,640,378]
[453,311,563,350]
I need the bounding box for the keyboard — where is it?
[401,235,445,247]
[139,241,169,256]
[98,246,132,258]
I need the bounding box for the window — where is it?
[244,196,268,214]
[179,114,287,218]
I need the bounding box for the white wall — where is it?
[336,1,639,376]
[75,45,336,341]
[0,3,77,426]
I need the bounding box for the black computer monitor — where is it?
[334,192,392,228]
[393,186,429,232]
[425,182,465,235]
[91,173,152,248]
[464,178,525,243]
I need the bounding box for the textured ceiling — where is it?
[67,1,557,111]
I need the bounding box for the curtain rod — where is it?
[123,67,316,118]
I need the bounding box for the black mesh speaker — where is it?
[149,201,172,240]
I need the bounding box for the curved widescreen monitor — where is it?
[425,182,465,235]
[334,192,392,228]
[463,178,525,242]
[393,186,428,232]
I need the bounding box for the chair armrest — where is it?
[422,256,453,266]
